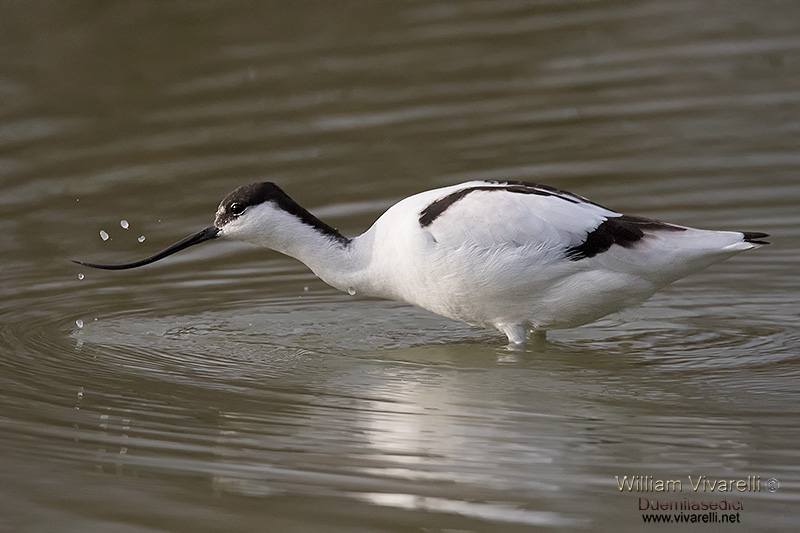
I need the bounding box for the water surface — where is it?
[1,1,799,531]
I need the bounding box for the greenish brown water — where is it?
[1,1,799,531]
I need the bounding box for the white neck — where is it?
[221,206,374,295]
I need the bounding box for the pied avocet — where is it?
[76,181,769,344]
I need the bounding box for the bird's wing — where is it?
[413,180,750,285]
[417,181,623,260]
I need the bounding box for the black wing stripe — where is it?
[566,215,686,261]
[741,232,770,245]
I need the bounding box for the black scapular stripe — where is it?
[418,181,592,228]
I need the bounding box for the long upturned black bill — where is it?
[73,226,220,270]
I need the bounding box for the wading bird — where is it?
[76,181,768,344]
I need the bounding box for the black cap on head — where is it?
[215,182,289,227]
[215,182,350,245]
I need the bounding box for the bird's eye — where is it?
[229,202,247,216]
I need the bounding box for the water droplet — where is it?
[120,219,129,229]
[75,387,84,410]
[99,230,109,241]
[137,235,146,243]
[75,319,84,329]
[303,286,309,292]
[77,273,85,280]
[347,287,356,296]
